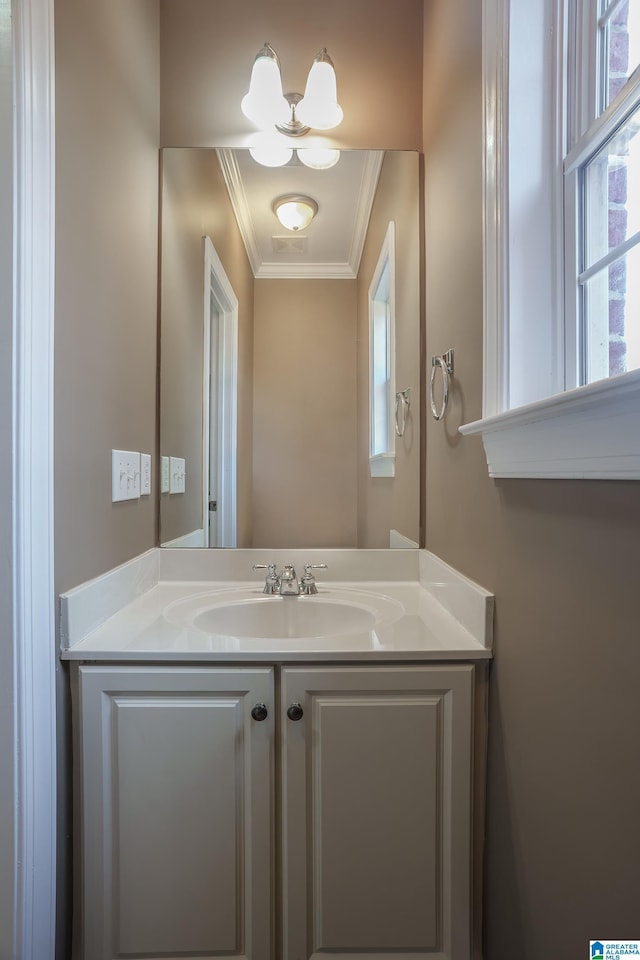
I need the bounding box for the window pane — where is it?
[584,102,640,269]
[600,0,640,110]
[582,240,640,382]
[372,300,390,456]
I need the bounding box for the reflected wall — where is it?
[160,149,255,546]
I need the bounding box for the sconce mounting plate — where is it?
[275,93,311,138]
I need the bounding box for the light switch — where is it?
[112,450,141,502]
[161,456,170,493]
[140,453,151,495]
[169,456,185,494]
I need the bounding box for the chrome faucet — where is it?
[278,564,299,596]
[252,562,328,596]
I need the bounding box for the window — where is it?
[369,222,395,477]
[567,0,640,384]
[461,0,640,479]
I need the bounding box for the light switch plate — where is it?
[140,453,151,495]
[161,456,170,493]
[169,456,186,494]
[112,450,141,502]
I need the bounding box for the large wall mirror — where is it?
[159,147,422,549]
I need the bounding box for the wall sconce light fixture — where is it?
[272,194,319,232]
[249,144,340,169]
[297,147,340,170]
[242,43,343,138]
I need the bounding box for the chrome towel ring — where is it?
[430,349,454,421]
[395,388,411,437]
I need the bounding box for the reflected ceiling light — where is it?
[297,147,340,170]
[242,43,343,137]
[247,142,340,169]
[272,194,319,231]
[249,144,294,167]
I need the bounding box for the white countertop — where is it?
[60,578,492,663]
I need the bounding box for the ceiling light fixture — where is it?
[272,194,319,232]
[242,43,343,138]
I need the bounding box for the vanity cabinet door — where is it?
[76,665,274,960]
[280,665,474,960]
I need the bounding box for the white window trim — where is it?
[8,0,57,954]
[461,368,640,478]
[463,0,640,480]
[368,221,396,478]
[369,452,396,478]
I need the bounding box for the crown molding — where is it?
[216,148,262,276]
[348,150,384,275]
[255,261,357,279]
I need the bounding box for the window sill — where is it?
[369,453,395,478]
[459,370,640,479]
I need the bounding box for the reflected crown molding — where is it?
[217,148,383,279]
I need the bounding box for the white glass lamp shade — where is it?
[298,147,340,170]
[273,195,318,231]
[296,50,343,130]
[241,45,290,128]
[250,144,294,167]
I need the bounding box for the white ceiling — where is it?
[217,148,383,279]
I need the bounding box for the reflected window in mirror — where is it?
[369,221,396,478]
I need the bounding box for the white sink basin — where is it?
[195,597,375,639]
[163,587,404,640]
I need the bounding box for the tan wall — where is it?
[55,0,160,594]
[160,149,254,546]
[357,152,421,547]
[160,0,423,151]
[422,2,640,956]
[54,2,160,954]
[252,279,358,547]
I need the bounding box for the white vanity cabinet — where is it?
[73,662,479,960]
[74,666,275,960]
[280,665,476,960]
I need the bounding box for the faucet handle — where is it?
[300,563,328,595]
[252,563,279,595]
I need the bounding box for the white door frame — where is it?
[4,0,57,957]
[207,302,220,546]
[202,236,238,547]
